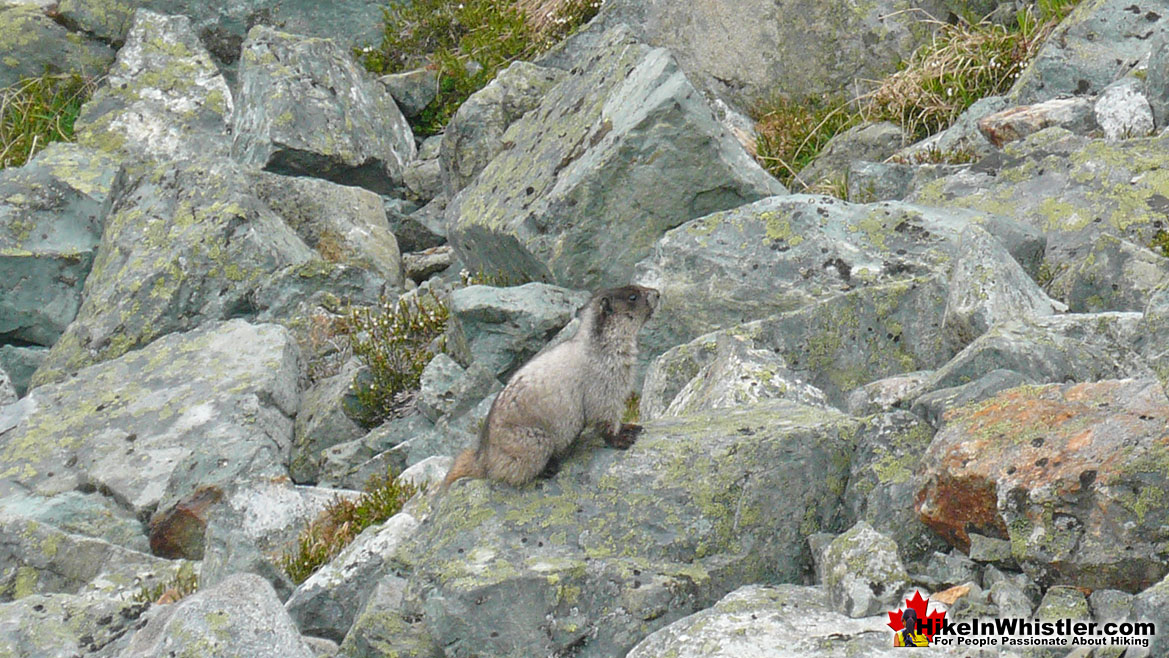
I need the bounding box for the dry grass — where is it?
[0,73,97,169]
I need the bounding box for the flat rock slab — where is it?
[376,401,858,657]
[74,9,233,166]
[448,26,784,290]
[232,25,415,196]
[0,320,299,524]
[917,379,1169,592]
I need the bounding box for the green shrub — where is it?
[357,0,600,136]
[0,73,96,169]
[343,291,449,425]
[278,469,418,585]
[132,564,199,604]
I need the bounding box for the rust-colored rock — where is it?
[977,97,1097,148]
[916,379,1169,592]
[148,486,224,560]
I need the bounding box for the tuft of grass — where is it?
[0,73,96,169]
[357,0,600,136]
[888,145,979,165]
[278,469,418,585]
[131,565,199,605]
[753,94,860,189]
[752,1,1081,188]
[621,392,640,424]
[342,290,449,425]
[1151,230,1169,260]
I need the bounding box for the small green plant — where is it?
[344,291,449,425]
[458,267,528,287]
[621,392,640,424]
[888,145,979,166]
[753,94,860,188]
[0,73,96,169]
[1151,230,1169,259]
[278,469,418,585]
[358,0,600,136]
[132,565,199,604]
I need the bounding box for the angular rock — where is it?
[317,414,433,490]
[232,26,416,196]
[659,334,828,420]
[1090,589,1134,623]
[1096,78,1155,141]
[924,550,979,589]
[0,512,186,600]
[290,361,367,484]
[148,485,224,560]
[988,579,1033,618]
[30,157,316,385]
[387,401,856,657]
[627,584,951,658]
[1147,31,1169,128]
[1138,284,1169,398]
[846,161,915,203]
[396,455,451,491]
[647,276,957,409]
[910,368,1034,428]
[846,371,932,417]
[446,283,590,379]
[403,245,453,283]
[1,320,300,527]
[822,522,909,617]
[1134,575,1169,654]
[0,346,44,398]
[286,513,419,642]
[448,26,785,291]
[416,355,500,425]
[338,576,438,658]
[439,61,565,196]
[942,224,1061,347]
[633,195,1045,361]
[388,197,444,253]
[0,150,113,346]
[1009,0,1169,103]
[0,592,147,657]
[925,312,1147,392]
[795,121,905,190]
[1047,232,1169,313]
[248,171,403,285]
[403,156,442,202]
[1036,585,1090,620]
[574,0,988,109]
[844,411,945,562]
[379,68,438,119]
[74,9,233,166]
[0,3,113,88]
[917,379,1169,592]
[976,96,1098,148]
[0,490,147,553]
[121,573,315,658]
[0,369,12,407]
[55,0,387,65]
[910,128,1169,277]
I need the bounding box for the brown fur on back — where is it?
[443,285,659,487]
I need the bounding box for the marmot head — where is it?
[589,285,659,340]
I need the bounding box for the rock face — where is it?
[121,573,315,658]
[0,3,113,88]
[74,9,233,166]
[821,522,909,617]
[232,25,416,196]
[365,401,856,657]
[0,146,118,347]
[448,26,785,291]
[917,379,1169,592]
[1,321,300,530]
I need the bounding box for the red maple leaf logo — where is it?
[887,591,948,641]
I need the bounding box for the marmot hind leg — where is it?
[481,427,558,486]
[603,422,642,449]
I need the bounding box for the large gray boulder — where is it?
[0,592,147,657]
[1009,0,1169,104]
[632,195,1046,362]
[627,584,956,658]
[821,522,909,618]
[0,490,148,553]
[0,146,119,347]
[910,128,1169,278]
[29,157,371,386]
[0,3,113,87]
[448,26,785,291]
[558,0,1003,110]
[1,321,300,531]
[121,573,315,658]
[74,9,233,167]
[1047,232,1169,313]
[232,25,416,196]
[446,283,590,379]
[0,511,189,600]
[289,360,367,484]
[440,61,566,197]
[55,0,386,66]
[354,400,857,657]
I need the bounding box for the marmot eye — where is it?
[628,293,639,302]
